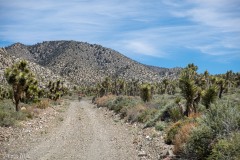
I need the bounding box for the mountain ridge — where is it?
[4,40,181,85]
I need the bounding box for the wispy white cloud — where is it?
[120,40,164,57]
[0,0,240,66]
[158,0,240,59]
[168,0,240,32]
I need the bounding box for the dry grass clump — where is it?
[188,112,202,119]
[36,99,50,109]
[95,95,116,107]
[126,104,146,122]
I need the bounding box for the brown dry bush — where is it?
[126,104,146,122]
[173,122,197,154]
[95,95,116,107]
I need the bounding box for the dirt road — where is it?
[23,100,138,160]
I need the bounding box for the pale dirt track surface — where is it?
[1,99,174,160]
[12,100,138,160]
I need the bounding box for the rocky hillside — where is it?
[5,41,181,85]
[146,65,182,77]
[0,48,71,88]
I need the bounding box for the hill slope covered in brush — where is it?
[0,48,71,88]
[5,41,181,85]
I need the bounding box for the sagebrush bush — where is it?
[0,110,15,127]
[108,96,139,113]
[137,108,157,123]
[108,96,126,112]
[184,126,214,159]
[203,102,240,136]
[125,104,145,122]
[95,95,144,121]
[207,132,240,160]
[144,110,163,128]
[183,102,240,159]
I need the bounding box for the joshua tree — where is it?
[0,86,10,100]
[179,63,200,116]
[216,78,226,99]
[47,80,66,101]
[162,78,169,94]
[24,78,39,103]
[202,85,218,109]
[4,60,38,111]
[203,70,210,89]
[101,77,112,95]
[118,79,126,95]
[140,83,152,102]
[167,80,177,95]
[235,72,240,87]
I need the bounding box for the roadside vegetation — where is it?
[0,60,69,127]
[1,60,239,159]
[87,63,240,160]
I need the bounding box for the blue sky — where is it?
[0,0,240,74]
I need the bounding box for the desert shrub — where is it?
[144,119,155,128]
[169,106,183,122]
[95,95,116,108]
[95,95,143,121]
[0,110,15,127]
[173,122,196,154]
[108,96,126,112]
[155,121,166,131]
[184,102,240,159]
[0,100,16,126]
[107,96,140,113]
[137,108,157,123]
[119,99,141,118]
[144,110,163,128]
[202,102,240,136]
[159,101,176,121]
[207,132,240,160]
[0,100,33,127]
[126,104,146,122]
[165,116,198,145]
[36,99,50,109]
[153,94,177,109]
[165,121,184,144]
[184,126,214,159]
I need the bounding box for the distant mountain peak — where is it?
[5,40,181,85]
